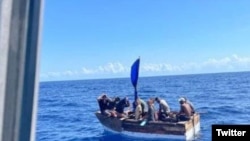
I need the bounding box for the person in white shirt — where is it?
[155,97,171,120]
[135,99,142,120]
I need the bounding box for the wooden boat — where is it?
[95,111,200,140]
[95,58,201,140]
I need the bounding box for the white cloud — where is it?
[202,57,231,68]
[141,63,182,72]
[62,70,78,76]
[180,62,201,70]
[47,72,61,77]
[201,55,250,70]
[40,55,250,79]
[99,62,128,73]
[82,67,96,74]
[81,62,129,74]
[232,54,250,66]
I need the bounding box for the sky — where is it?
[40,0,250,82]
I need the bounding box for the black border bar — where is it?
[212,124,250,141]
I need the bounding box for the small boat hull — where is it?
[95,111,200,140]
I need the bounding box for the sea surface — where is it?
[36,71,250,141]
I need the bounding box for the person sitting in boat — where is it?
[137,97,148,117]
[184,97,195,114]
[155,97,171,121]
[135,98,142,120]
[97,94,112,116]
[115,97,130,118]
[107,96,120,110]
[147,98,157,121]
[177,97,193,121]
[105,96,120,117]
[134,97,148,117]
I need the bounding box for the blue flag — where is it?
[131,58,140,88]
[130,58,140,111]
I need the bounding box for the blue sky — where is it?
[40,0,250,82]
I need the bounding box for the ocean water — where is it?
[36,71,250,141]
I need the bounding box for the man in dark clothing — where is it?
[107,97,120,110]
[97,94,112,116]
[115,97,130,118]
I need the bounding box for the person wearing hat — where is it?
[177,97,193,121]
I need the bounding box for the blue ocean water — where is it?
[36,71,250,141]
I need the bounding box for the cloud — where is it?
[40,62,130,79]
[82,67,96,74]
[98,62,129,73]
[62,70,78,76]
[47,72,61,77]
[202,57,231,68]
[141,63,182,72]
[40,55,250,79]
[201,54,250,70]
[81,62,129,74]
[232,54,250,65]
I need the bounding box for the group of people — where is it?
[97,93,195,122]
[97,94,130,118]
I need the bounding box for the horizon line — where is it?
[39,70,250,83]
